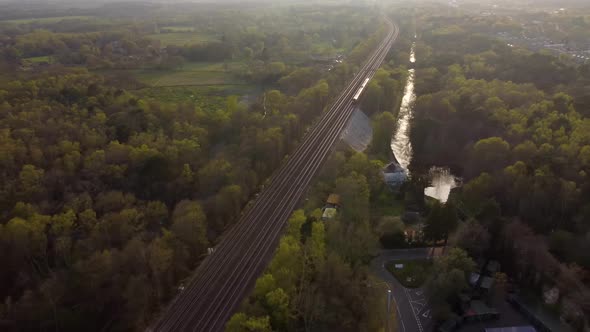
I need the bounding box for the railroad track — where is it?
[151,18,399,332]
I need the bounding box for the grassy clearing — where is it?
[131,61,246,87]
[136,85,259,107]
[386,259,433,288]
[96,62,245,87]
[146,32,217,46]
[1,16,92,24]
[135,69,232,87]
[181,62,245,72]
[95,60,256,104]
[141,70,231,86]
[23,56,53,63]
[161,26,195,32]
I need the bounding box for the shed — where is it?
[322,207,338,220]
[326,194,340,206]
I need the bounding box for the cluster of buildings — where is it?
[496,31,590,64]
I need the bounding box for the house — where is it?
[470,272,495,293]
[404,223,424,244]
[322,194,340,220]
[383,161,407,188]
[326,194,340,207]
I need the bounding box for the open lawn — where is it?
[96,60,257,104]
[97,61,246,88]
[161,26,195,32]
[386,259,433,288]
[136,85,259,106]
[136,69,232,86]
[135,63,240,87]
[1,16,93,24]
[133,61,246,87]
[146,32,217,46]
[23,56,53,63]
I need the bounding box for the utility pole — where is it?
[367,281,395,332]
[387,289,392,332]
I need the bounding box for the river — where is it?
[389,42,459,203]
[390,45,416,171]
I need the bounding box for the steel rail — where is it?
[155,22,394,330]
[151,18,398,332]
[193,22,399,332]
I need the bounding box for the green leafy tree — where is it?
[171,200,209,259]
[309,222,326,268]
[370,111,396,159]
[18,164,45,200]
[423,201,458,246]
[377,216,406,248]
[335,172,370,224]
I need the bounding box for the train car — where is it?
[352,78,370,102]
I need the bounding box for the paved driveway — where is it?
[371,248,443,332]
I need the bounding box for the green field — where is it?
[136,85,259,106]
[386,260,433,288]
[135,69,230,86]
[146,32,217,46]
[23,56,53,63]
[96,61,247,88]
[1,16,93,24]
[96,61,256,104]
[133,62,245,87]
[161,26,195,32]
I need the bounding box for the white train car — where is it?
[352,78,371,102]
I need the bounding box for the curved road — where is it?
[371,248,443,332]
[150,18,400,332]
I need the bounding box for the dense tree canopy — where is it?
[0,3,387,329]
[408,9,590,327]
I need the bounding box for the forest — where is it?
[3,0,590,331]
[0,3,388,331]
[407,5,590,329]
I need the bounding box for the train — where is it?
[352,78,370,102]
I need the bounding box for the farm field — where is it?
[136,69,231,86]
[160,26,196,32]
[96,61,256,104]
[146,31,218,46]
[96,61,246,88]
[23,55,53,63]
[136,85,260,106]
[0,16,93,24]
[136,62,246,87]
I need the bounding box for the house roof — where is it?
[326,194,340,205]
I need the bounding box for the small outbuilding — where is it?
[322,194,340,221]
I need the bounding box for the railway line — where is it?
[151,17,399,332]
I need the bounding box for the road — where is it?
[150,19,400,332]
[371,248,444,332]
